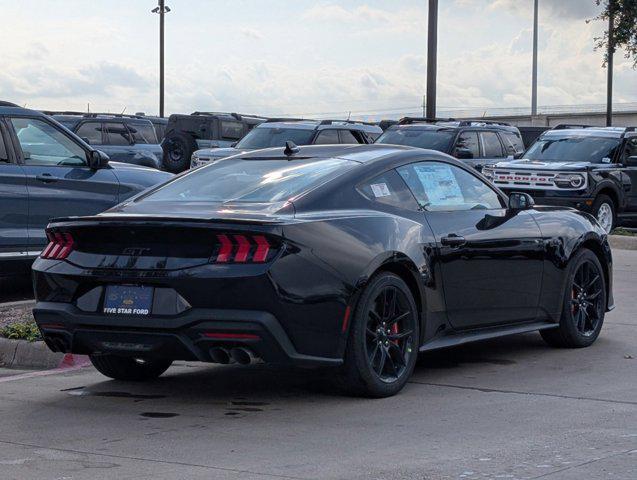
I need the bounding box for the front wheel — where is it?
[541,249,606,348]
[338,272,419,397]
[591,194,615,233]
[90,355,173,381]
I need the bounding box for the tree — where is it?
[590,0,637,67]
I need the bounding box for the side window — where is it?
[0,128,8,162]
[358,170,419,210]
[339,129,361,144]
[127,122,158,144]
[480,131,504,158]
[500,131,525,156]
[314,129,339,145]
[454,131,480,158]
[105,122,132,146]
[9,117,87,167]
[75,121,102,145]
[623,137,637,163]
[397,161,503,211]
[220,121,243,140]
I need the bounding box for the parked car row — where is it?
[0,102,172,276]
[190,119,383,168]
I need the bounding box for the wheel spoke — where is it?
[388,342,407,366]
[366,327,376,338]
[388,329,413,341]
[377,346,387,375]
[369,309,381,322]
[369,342,380,365]
[385,347,399,377]
[387,310,411,327]
[586,274,600,290]
[586,290,601,301]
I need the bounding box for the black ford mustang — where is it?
[32,144,614,397]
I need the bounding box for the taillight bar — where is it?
[212,234,272,263]
[41,232,74,259]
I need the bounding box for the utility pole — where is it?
[425,0,438,119]
[531,0,539,116]
[606,1,615,126]
[152,1,171,117]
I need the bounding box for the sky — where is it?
[0,0,635,119]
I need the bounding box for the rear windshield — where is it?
[142,158,355,203]
[525,135,621,163]
[236,127,316,149]
[376,128,453,151]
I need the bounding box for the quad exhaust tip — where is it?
[209,347,258,365]
[229,347,254,365]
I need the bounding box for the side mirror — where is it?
[626,155,637,167]
[508,192,535,210]
[88,150,110,169]
[455,148,474,159]
[231,142,238,148]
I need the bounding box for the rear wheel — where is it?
[339,273,419,397]
[541,249,606,348]
[162,133,196,173]
[591,194,615,233]
[90,355,173,381]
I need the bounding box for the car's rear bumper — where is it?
[33,302,343,367]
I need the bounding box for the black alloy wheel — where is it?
[339,272,419,397]
[570,259,604,337]
[365,286,414,383]
[541,249,606,348]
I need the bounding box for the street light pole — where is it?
[606,2,615,127]
[425,0,438,119]
[152,1,171,118]
[531,0,538,117]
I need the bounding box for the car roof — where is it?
[231,143,454,166]
[256,120,382,134]
[51,114,155,126]
[542,128,626,139]
[386,121,519,134]
[0,104,45,116]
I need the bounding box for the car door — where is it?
[7,115,119,252]
[397,160,544,329]
[338,129,366,144]
[622,134,637,213]
[102,121,136,163]
[0,118,30,265]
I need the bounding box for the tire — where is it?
[90,355,173,381]
[162,133,196,173]
[591,194,616,234]
[338,272,419,398]
[541,249,606,348]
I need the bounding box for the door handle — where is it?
[36,173,58,183]
[441,234,466,247]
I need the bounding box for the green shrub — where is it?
[1,321,41,342]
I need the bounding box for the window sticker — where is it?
[413,164,464,206]
[370,183,391,197]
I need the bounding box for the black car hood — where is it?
[490,158,593,171]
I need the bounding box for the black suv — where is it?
[48,113,163,169]
[162,112,266,172]
[375,117,525,171]
[190,119,383,169]
[483,125,637,233]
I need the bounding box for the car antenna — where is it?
[284,141,300,159]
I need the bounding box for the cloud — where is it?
[488,0,599,20]
[240,27,263,40]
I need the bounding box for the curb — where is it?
[609,234,637,251]
[0,299,35,309]
[0,337,87,370]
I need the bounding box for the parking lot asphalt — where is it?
[0,250,635,480]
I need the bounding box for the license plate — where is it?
[103,285,153,315]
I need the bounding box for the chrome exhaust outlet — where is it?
[209,347,231,364]
[229,348,254,365]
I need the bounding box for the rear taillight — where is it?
[41,232,75,259]
[211,234,272,263]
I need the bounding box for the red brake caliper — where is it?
[391,322,399,345]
